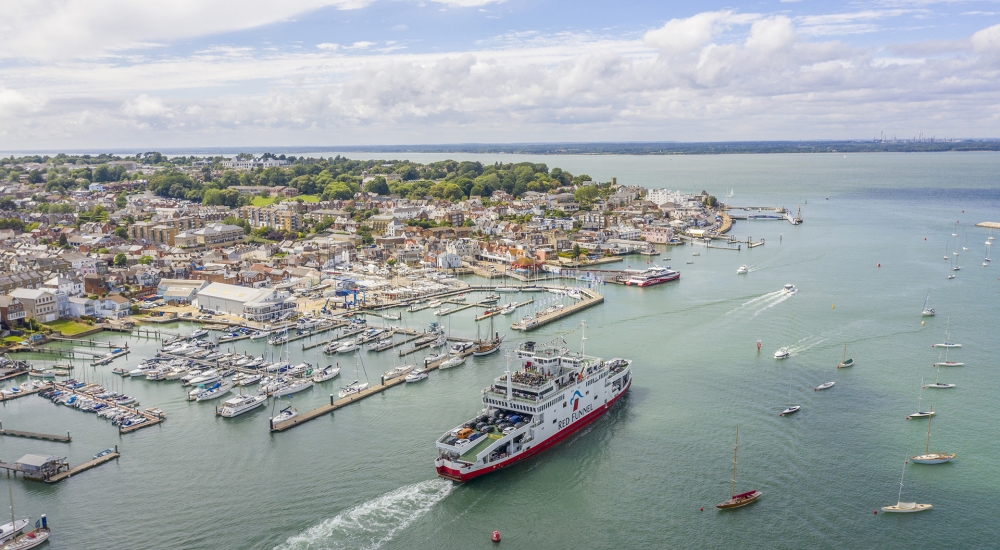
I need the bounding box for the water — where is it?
[3,152,999,548]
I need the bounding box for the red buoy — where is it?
[877,263,881,267]
[700,507,704,511]
[492,531,501,543]
[874,510,878,515]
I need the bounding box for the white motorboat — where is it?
[195,380,235,401]
[338,381,370,399]
[27,370,56,379]
[439,355,466,369]
[773,347,790,359]
[814,381,835,391]
[312,366,341,383]
[405,368,428,382]
[217,394,267,417]
[449,342,473,355]
[433,307,451,316]
[500,302,518,315]
[185,369,221,387]
[270,405,297,424]
[190,329,209,339]
[0,518,30,544]
[428,300,443,308]
[249,330,271,341]
[273,379,313,397]
[736,265,748,275]
[782,283,797,294]
[337,342,359,353]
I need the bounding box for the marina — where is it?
[510,288,604,331]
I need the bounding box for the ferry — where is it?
[623,266,680,287]
[434,332,632,482]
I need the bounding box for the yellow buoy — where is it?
[831,304,835,309]
[921,321,925,326]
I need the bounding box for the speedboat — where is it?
[428,300,443,308]
[424,353,446,365]
[736,265,748,275]
[780,405,801,416]
[338,381,370,399]
[190,329,209,339]
[249,330,271,341]
[337,341,359,353]
[312,366,341,383]
[405,368,428,382]
[814,382,835,391]
[185,369,220,387]
[439,355,466,369]
[774,347,790,359]
[782,284,797,294]
[449,342,473,355]
[433,307,451,316]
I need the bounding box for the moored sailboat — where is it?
[910,410,955,464]
[837,343,854,368]
[716,426,762,509]
[881,459,932,513]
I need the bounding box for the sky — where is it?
[0,0,999,150]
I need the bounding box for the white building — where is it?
[193,282,295,322]
[436,253,461,269]
[647,188,685,207]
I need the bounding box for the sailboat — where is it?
[472,316,503,357]
[932,319,961,348]
[837,343,854,368]
[906,379,935,419]
[920,293,935,317]
[779,376,800,416]
[923,365,955,389]
[932,342,963,367]
[984,242,991,267]
[943,238,949,261]
[880,459,932,513]
[2,487,48,550]
[728,188,734,198]
[337,351,370,398]
[715,426,762,509]
[910,410,955,464]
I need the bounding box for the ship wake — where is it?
[725,290,783,316]
[274,479,454,550]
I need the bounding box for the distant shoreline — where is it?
[3,140,1000,157]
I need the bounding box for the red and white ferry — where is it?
[623,265,680,287]
[434,333,632,482]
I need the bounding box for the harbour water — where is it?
[3,152,999,548]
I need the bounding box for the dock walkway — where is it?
[0,422,71,443]
[46,451,119,483]
[510,288,604,331]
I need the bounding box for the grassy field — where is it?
[250,194,319,206]
[43,319,95,336]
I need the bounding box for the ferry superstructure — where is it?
[623,265,680,287]
[434,335,632,482]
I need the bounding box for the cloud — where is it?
[0,0,373,60]
[431,0,504,5]
[317,43,341,50]
[2,13,1000,146]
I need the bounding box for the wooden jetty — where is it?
[46,447,120,483]
[0,382,52,402]
[49,338,127,349]
[91,348,130,366]
[475,299,533,321]
[0,422,71,443]
[511,288,604,331]
[270,351,473,432]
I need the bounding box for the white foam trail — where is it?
[725,291,783,315]
[750,291,794,318]
[275,479,454,550]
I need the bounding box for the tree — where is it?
[364,177,390,195]
[113,253,128,267]
[574,186,600,204]
[138,255,153,265]
[57,233,68,247]
[572,244,582,262]
[114,227,129,239]
[115,192,127,209]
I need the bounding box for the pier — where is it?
[45,448,120,483]
[510,288,604,331]
[475,299,534,321]
[0,422,71,443]
[270,350,474,432]
[91,348,130,366]
[0,382,52,402]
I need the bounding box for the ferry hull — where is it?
[625,273,680,287]
[436,378,631,482]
